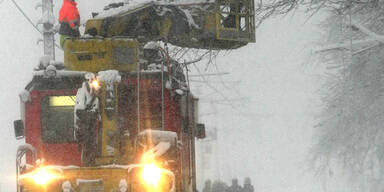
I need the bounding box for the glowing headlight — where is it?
[91,79,100,90]
[31,168,60,185]
[141,163,162,187]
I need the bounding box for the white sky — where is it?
[0,0,332,191]
[193,13,328,192]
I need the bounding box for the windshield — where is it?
[41,96,76,143]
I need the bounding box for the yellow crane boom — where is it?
[84,0,255,50]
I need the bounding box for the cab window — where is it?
[41,96,76,143]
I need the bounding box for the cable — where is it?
[191,63,255,122]
[11,0,42,33]
[10,0,63,50]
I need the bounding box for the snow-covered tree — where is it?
[309,2,384,191]
[258,1,384,191]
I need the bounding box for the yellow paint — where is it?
[82,1,255,50]
[19,166,173,192]
[20,167,130,192]
[85,19,103,35]
[98,82,120,163]
[64,38,138,73]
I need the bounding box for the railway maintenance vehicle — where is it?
[13,0,255,191]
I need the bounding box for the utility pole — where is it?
[41,0,55,60]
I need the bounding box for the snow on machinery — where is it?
[13,0,255,192]
[84,0,256,49]
[15,56,204,192]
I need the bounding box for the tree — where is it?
[258,0,384,191]
[308,1,384,191]
[256,0,378,26]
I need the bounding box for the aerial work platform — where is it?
[84,0,255,50]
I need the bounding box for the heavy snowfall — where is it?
[3,0,384,192]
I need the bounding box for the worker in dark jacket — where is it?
[59,0,80,47]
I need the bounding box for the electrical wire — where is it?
[10,0,63,50]
[10,0,42,34]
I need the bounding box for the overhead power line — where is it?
[10,0,62,50]
[11,0,42,33]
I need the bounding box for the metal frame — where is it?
[215,0,256,42]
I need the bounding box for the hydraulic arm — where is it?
[84,0,255,49]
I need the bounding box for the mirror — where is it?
[14,120,24,140]
[196,123,206,139]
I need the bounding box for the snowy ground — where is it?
[0,0,341,191]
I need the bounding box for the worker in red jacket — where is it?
[59,0,80,47]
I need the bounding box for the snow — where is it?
[119,179,128,192]
[350,20,384,43]
[316,21,384,53]
[138,130,178,144]
[145,63,169,72]
[33,70,87,78]
[144,41,161,50]
[178,8,199,28]
[76,179,103,186]
[97,70,121,84]
[0,1,328,192]
[39,55,51,68]
[144,141,172,157]
[96,2,153,18]
[175,89,184,95]
[19,90,30,102]
[75,82,99,112]
[95,0,212,29]
[62,181,72,192]
[156,6,172,16]
[100,164,141,171]
[44,165,81,173]
[40,10,56,26]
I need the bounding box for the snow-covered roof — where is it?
[96,0,214,19]
[33,70,87,78]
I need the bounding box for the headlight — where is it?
[141,163,162,187]
[21,167,61,185]
[91,79,100,90]
[32,168,60,185]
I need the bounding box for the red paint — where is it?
[25,90,81,166]
[24,76,183,167]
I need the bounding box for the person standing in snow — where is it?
[202,180,212,192]
[242,177,254,192]
[211,180,228,192]
[226,178,242,192]
[59,0,80,47]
